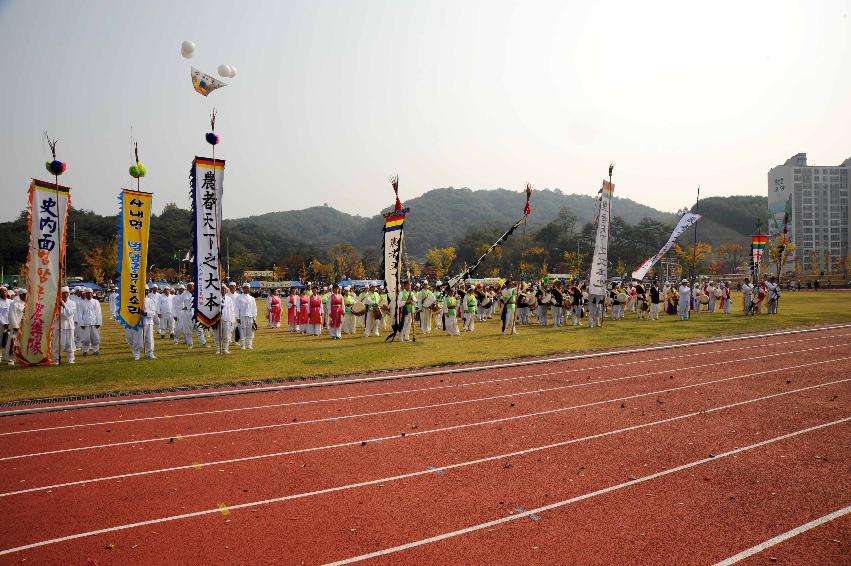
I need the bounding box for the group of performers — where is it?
[28,271,783,363]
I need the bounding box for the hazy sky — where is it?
[1,0,849,222]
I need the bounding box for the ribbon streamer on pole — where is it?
[631,212,702,281]
[447,186,532,289]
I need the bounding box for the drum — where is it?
[617,292,628,303]
[699,294,710,305]
[526,296,538,309]
[429,302,442,313]
[713,288,722,299]
[542,292,552,305]
[351,301,366,316]
[380,303,391,316]
[480,297,493,309]
[422,294,435,308]
[371,304,383,318]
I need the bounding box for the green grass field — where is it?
[1,291,848,403]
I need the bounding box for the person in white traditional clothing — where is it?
[177,282,209,348]
[341,287,356,334]
[462,286,477,332]
[150,284,161,331]
[171,284,185,344]
[53,286,76,364]
[399,280,415,341]
[158,287,174,339]
[419,281,434,334]
[0,287,10,364]
[5,289,26,365]
[766,276,780,314]
[78,288,102,356]
[501,281,519,335]
[213,284,235,354]
[741,277,754,314]
[722,281,733,315]
[108,287,118,320]
[363,283,381,338]
[235,282,257,349]
[678,279,691,321]
[706,281,717,313]
[130,287,157,360]
[72,287,84,351]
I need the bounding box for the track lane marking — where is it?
[4,332,842,436]
[712,504,851,565]
[3,323,848,417]
[324,417,851,565]
[0,344,843,462]
[2,395,848,558]
[4,364,847,498]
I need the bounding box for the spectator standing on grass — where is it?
[78,288,102,356]
[54,286,76,364]
[677,279,691,321]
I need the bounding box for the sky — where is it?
[1,0,849,222]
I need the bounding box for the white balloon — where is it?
[228,65,237,78]
[218,64,230,78]
[180,40,195,58]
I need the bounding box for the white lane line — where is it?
[3,323,848,417]
[3,403,848,558]
[324,416,851,565]
[712,504,851,565]
[4,332,840,436]
[2,373,848,499]
[0,344,841,462]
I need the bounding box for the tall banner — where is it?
[191,157,225,326]
[752,235,768,264]
[116,189,153,329]
[631,212,702,281]
[382,207,407,338]
[588,180,614,296]
[14,180,70,366]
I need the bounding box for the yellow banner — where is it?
[117,189,152,329]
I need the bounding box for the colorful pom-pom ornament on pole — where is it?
[205,132,220,146]
[45,160,67,176]
[129,163,147,178]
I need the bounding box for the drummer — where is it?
[342,286,356,334]
[419,281,434,335]
[363,283,381,337]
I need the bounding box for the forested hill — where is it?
[0,188,767,280]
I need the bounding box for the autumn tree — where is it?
[82,237,118,284]
[766,233,796,277]
[424,247,457,280]
[561,250,587,274]
[716,242,744,274]
[329,243,363,281]
[673,241,713,276]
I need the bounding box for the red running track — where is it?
[0,325,848,565]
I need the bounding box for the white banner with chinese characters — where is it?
[191,157,225,326]
[15,179,70,366]
[631,212,702,281]
[588,180,614,296]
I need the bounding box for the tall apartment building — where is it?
[767,153,850,274]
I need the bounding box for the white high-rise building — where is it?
[768,153,850,274]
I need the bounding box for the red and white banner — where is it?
[15,180,70,366]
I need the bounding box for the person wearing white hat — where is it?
[677,279,691,321]
[0,286,10,364]
[363,283,381,338]
[53,286,76,364]
[171,284,185,344]
[235,282,257,349]
[176,282,208,348]
[418,281,434,335]
[213,283,235,354]
[5,288,26,365]
[129,287,157,360]
[158,287,174,339]
[342,286,356,335]
[108,286,118,321]
[71,287,85,351]
[78,288,102,356]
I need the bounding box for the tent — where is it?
[77,282,104,292]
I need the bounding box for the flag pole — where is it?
[690,185,700,307]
